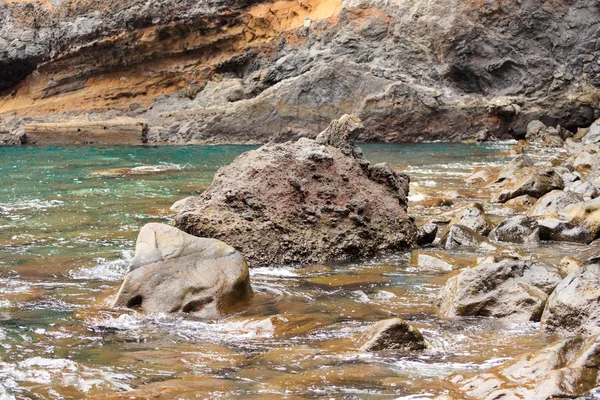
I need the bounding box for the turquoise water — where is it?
[1,142,565,399]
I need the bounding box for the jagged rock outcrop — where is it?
[112,223,252,317]
[1,0,600,144]
[173,115,417,266]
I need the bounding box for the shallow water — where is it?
[0,142,582,399]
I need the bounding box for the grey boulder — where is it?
[541,264,600,336]
[489,216,539,244]
[112,223,252,317]
[437,259,562,322]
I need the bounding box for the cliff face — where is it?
[1,0,600,143]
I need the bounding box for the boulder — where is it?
[573,151,598,169]
[358,318,426,352]
[441,225,496,250]
[437,259,562,322]
[465,167,498,185]
[493,166,564,203]
[541,264,600,336]
[557,256,583,277]
[495,154,534,183]
[174,115,417,267]
[525,120,549,143]
[583,118,600,144]
[527,190,584,217]
[444,335,600,399]
[415,222,438,246]
[538,197,600,243]
[488,216,539,244]
[315,114,363,153]
[112,223,252,317]
[446,203,492,236]
[565,180,599,200]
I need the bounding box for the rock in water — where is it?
[541,264,600,336]
[315,114,363,153]
[444,335,600,399]
[358,318,426,352]
[112,223,251,316]
[437,259,562,322]
[489,215,540,244]
[174,116,417,267]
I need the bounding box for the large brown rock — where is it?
[493,166,564,203]
[112,223,252,317]
[174,116,417,267]
[437,259,562,322]
[443,335,600,399]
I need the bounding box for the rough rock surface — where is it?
[488,215,539,244]
[441,225,495,250]
[527,190,584,217]
[357,318,426,352]
[538,197,600,244]
[437,259,562,322]
[493,166,564,203]
[112,223,252,316]
[444,335,600,400]
[1,0,600,144]
[174,116,417,266]
[445,203,492,236]
[541,264,600,336]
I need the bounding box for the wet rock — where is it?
[112,223,252,316]
[415,223,438,246]
[174,116,417,266]
[573,151,598,170]
[358,318,426,352]
[441,225,496,250]
[437,259,562,322]
[445,335,600,399]
[489,216,539,244]
[541,264,600,336]
[410,250,475,273]
[446,203,493,236]
[493,167,564,203]
[413,197,454,208]
[527,190,584,217]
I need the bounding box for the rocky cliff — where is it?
[1,0,600,143]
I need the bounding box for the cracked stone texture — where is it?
[1,0,600,143]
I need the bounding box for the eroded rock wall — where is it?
[1,0,600,143]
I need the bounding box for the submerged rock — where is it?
[489,215,539,244]
[410,250,475,273]
[445,335,600,399]
[112,223,251,317]
[173,115,417,267]
[437,259,562,322]
[358,318,426,352]
[541,264,600,336]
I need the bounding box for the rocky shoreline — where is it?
[106,114,600,397]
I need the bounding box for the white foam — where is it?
[70,250,134,281]
[0,199,64,215]
[251,267,298,277]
